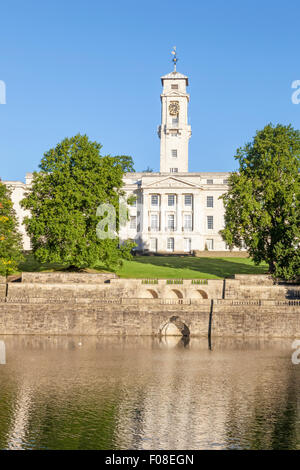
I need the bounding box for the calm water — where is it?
[0,335,300,450]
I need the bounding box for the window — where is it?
[206,239,214,250]
[184,238,191,252]
[207,196,214,208]
[171,149,177,158]
[151,214,159,230]
[168,194,175,206]
[130,216,136,229]
[150,238,157,252]
[170,168,178,173]
[207,216,214,229]
[207,179,213,185]
[151,194,159,206]
[172,118,178,127]
[167,214,175,230]
[167,237,174,251]
[184,214,192,231]
[171,84,178,90]
[184,194,192,206]
[223,179,229,184]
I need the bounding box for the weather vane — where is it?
[171,46,178,71]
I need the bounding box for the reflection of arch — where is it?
[159,316,190,337]
[171,289,183,299]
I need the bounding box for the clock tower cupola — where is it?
[158,47,192,173]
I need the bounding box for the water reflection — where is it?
[0,335,299,450]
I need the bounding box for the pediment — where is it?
[143,176,202,189]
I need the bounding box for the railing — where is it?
[191,279,208,285]
[160,298,191,305]
[166,279,183,285]
[141,279,159,284]
[275,300,300,306]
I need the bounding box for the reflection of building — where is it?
[3,53,245,254]
[1,336,300,450]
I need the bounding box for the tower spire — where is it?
[171,46,178,72]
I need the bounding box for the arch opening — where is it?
[171,289,183,299]
[197,289,208,299]
[159,316,190,337]
[145,289,158,299]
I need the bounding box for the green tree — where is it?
[0,181,24,276]
[220,124,300,280]
[21,134,136,270]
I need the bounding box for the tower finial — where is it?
[171,46,178,72]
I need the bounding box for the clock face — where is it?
[169,101,179,116]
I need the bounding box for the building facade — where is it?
[119,59,232,253]
[4,59,239,254]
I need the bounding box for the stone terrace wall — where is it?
[0,273,299,338]
[7,278,224,301]
[193,250,248,258]
[21,272,118,284]
[224,275,300,300]
[0,301,211,336]
[0,299,300,337]
[213,301,300,338]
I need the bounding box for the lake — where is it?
[0,335,299,450]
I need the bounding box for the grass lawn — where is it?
[18,254,268,279]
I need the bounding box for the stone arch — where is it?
[159,316,190,337]
[171,289,183,299]
[146,289,159,299]
[139,289,158,299]
[189,289,208,299]
[197,289,208,299]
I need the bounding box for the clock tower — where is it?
[158,48,192,173]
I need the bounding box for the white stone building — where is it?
[119,57,232,253]
[4,56,239,254]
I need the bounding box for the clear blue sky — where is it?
[1,0,300,181]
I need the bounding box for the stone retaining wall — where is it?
[0,273,299,337]
[193,250,249,258]
[21,272,118,284]
[0,300,299,337]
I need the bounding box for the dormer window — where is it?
[171,84,178,90]
[171,149,177,158]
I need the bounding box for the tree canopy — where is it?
[0,181,24,276]
[220,123,300,280]
[21,134,135,269]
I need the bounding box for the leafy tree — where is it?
[220,124,300,280]
[0,181,24,276]
[21,134,136,270]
